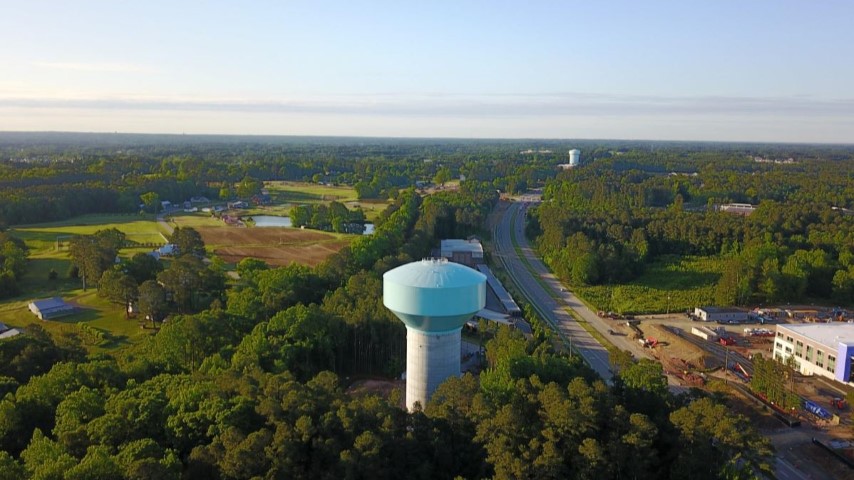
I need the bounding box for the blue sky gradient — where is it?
[1,1,852,142]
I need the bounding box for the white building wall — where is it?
[405,327,461,411]
[773,333,838,382]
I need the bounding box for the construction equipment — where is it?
[804,400,833,421]
[731,362,751,381]
[638,337,658,348]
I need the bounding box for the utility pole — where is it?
[724,345,729,384]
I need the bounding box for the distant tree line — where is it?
[0,135,569,225]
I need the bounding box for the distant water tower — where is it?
[383,258,486,410]
[569,149,581,167]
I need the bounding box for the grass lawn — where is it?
[574,255,723,314]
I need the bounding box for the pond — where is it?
[251,216,374,235]
[251,215,293,227]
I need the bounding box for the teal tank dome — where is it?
[383,258,486,332]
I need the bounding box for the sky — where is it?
[1,0,853,143]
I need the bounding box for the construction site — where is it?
[604,313,854,479]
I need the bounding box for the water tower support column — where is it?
[405,327,461,410]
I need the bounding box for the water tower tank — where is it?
[569,149,581,167]
[384,258,486,410]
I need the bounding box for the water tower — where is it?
[569,149,581,167]
[383,258,486,410]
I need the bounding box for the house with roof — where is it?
[0,322,22,339]
[228,200,249,209]
[28,297,75,320]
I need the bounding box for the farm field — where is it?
[574,255,723,314]
[190,225,351,267]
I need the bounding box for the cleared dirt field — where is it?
[195,226,349,266]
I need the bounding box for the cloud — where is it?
[0,91,852,119]
[31,62,155,73]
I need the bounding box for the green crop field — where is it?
[573,255,724,315]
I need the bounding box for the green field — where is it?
[263,181,389,221]
[10,214,168,252]
[573,255,723,315]
[2,214,170,351]
[264,181,359,204]
[0,290,150,352]
[7,213,170,304]
[161,212,223,229]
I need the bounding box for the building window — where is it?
[828,355,836,372]
[816,350,824,368]
[795,341,803,357]
[785,346,792,354]
[777,332,783,338]
[786,336,794,343]
[775,341,784,351]
[805,345,813,362]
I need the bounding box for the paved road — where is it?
[775,457,811,480]
[492,201,613,380]
[156,212,175,236]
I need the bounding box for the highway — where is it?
[492,200,615,380]
[493,200,835,480]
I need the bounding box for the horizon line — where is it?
[1,129,853,147]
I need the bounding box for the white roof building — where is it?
[774,323,854,384]
[440,239,484,266]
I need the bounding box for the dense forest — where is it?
[528,150,854,307]
[3,133,852,478]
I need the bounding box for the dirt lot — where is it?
[346,378,405,409]
[644,323,708,364]
[195,226,350,267]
